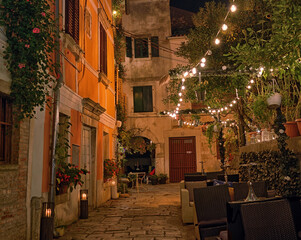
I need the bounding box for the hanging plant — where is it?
[0,0,58,121]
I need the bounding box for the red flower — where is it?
[41,12,46,17]
[25,44,30,48]
[33,28,40,33]
[18,63,25,69]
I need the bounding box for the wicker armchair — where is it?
[232,181,267,201]
[193,184,231,240]
[180,180,207,224]
[241,198,297,240]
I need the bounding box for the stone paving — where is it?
[57,183,196,240]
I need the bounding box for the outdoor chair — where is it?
[193,184,231,240]
[184,173,207,182]
[217,174,239,182]
[180,180,207,224]
[232,181,267,201]
[240,198,297,240]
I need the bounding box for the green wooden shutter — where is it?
[151,36,159,57]
[134,87,143,112]
[143,86,153,112]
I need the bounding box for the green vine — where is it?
[0,0,58,121]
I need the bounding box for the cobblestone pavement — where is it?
[58,183,196,240]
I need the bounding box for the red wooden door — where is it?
[169,136,196,182]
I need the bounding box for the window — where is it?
[134,38,149,58]
[133,86,153,112]
[151,36,159,57]
[100,23,107,75]
[126,37,132,58]
[0,94,12,164]
[65,0,79,44]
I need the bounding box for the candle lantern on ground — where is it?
[40,202,54,240]
[80,189,88,219]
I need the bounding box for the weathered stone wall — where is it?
[0,120,30,240]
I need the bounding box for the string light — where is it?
[222,24,228,31]
[230,4,237,12]
[192,68,197,74]
[184,72,188,77]
[182,78,185,82]
[250,79,255,84]
[201,63,205,68]
[177,103,180,107]
[181,86,185,90]
[215,38,220,45]
[179,98,183,102]
[201,57,206,63]
[179,92,182,96]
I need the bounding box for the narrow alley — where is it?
[58,183,195,240]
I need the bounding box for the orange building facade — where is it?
[43,0,117,226]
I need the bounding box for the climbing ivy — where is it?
[0,0,58,121]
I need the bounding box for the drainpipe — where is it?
[48,0,63,204]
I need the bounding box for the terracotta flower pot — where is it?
[295,119,301,135]
[284,121,300,138]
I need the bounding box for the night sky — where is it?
[170,0,229,13]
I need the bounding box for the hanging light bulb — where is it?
[182,78,185,83]
[208,106,211,109]
[184,72,188,77]
[176,107,179,111]
[215,38,220,45]
[221,108,224,111]
[179,98,183,102]
[177,103,180,107]
[179,92,182,96]
[233,100,237,104]
[181,86,185,90]
[113,10,117,15]
[176,111,178,113]
[192,68,197,74]
[247,85,251,89]
[225,107,228,110]
[250,79,255,84]
[230,104,233,107]
[230,4,237,12]
[201,63,205,68]
[222,24,228,31]
[201,57,206,63]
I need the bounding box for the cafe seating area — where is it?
[179,172,301,240]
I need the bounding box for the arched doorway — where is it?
[124,137,155,174]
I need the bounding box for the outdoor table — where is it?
[129,172,146,193]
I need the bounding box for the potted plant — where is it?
[158,173,168,184]
[267,92,282,108]
[150,174,159,185]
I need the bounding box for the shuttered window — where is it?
[65,0,79,44]
[126,37,132,58]
[0,95,12,164]
[151,36,159,57]
[100,23,107,75]
[133,86,153,112]
[134,38,148,58]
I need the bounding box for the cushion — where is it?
[213,180,233,187]
[198,217,227,228]
[185,181,207,202]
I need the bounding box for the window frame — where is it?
[133,86,153,113]
[134,38,149,58]
[65,0,80,44]
[99,23,107,75]
[0,94,12,164]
